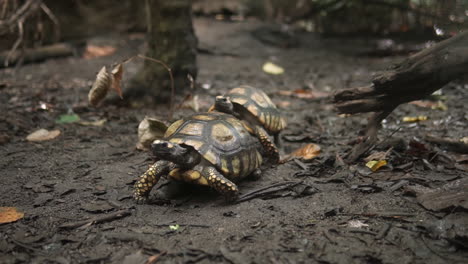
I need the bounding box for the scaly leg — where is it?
[133,160,176,203]
[255,126,280,164]
[202,166,239,202]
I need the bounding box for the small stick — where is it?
[236,181,302,203]
[137,54,175,120]
[59,209,131,229]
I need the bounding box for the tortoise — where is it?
[133,112,266,203]
[210,85,286,161]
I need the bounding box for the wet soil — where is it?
[1,18,467,264]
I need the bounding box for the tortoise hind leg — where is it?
[134,160,176,203]
[202,166,239,202]
[255,126,280,164]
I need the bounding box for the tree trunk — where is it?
[131,0,197,103]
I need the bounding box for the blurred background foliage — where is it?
[1,0,467,51]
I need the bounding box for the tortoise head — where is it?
[151,140,199,168]
[214,96,235,115]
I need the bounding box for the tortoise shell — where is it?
[164,112,263,179]
[222,85,286,134]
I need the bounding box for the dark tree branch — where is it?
[333,30,468,162]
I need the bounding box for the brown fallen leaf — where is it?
[26,129,61,142]
[0,207,24,224]
[111,63,124,99]
[287,143,321,161]
[88,66,112,107]
[83,45,116,59]
[363,148,392,162]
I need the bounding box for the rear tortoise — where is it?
[211,85,286,161]
[133,112,266,202]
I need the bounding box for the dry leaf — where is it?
[363,149,391,162]
[88,66,112,106]
[410,100,438,108]
[78,119,107,126]
[83,45,116,59]
[410,100,448,111]
[290,143,321,160]
[137,117,168,150]
[26,129,61,142]
[0,207,24,224]
[277,89,330,99]
[180,94,200,112]
[402,116,428,122]
[111,63,124,99]
[262,62,284,75]
[347,220,369,228]
[366,160,387,172]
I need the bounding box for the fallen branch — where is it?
[333,31,468,162]
[425,134,468,154]
[59,209,131,229]
[0,42,75,67]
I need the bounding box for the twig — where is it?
[236,181,302,203]
[146,251,167,264]
[4,18,23,67]
[347,107,395,162]
[137,54,175,120]
[0,0,39,34]
[11,239,47,256]
[39,2,60,41]
[59,209,131,229]
[375,223,391,240]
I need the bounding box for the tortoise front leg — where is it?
[133,160,176,203]
[255,126,280,164]
[202,166,239,202]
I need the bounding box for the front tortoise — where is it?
[134,112,265,203]
[211,85,286,160]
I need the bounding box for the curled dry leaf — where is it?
[111,63,124,99]
[88,66,112,107]
[0,207,25,224]
[26,129,61,142]
[288,143,321,161]
[137,117,168,150]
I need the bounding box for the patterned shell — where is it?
[164,112,263,179]
[224,85,286,133]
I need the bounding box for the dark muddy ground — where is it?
[1,18,467,264]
